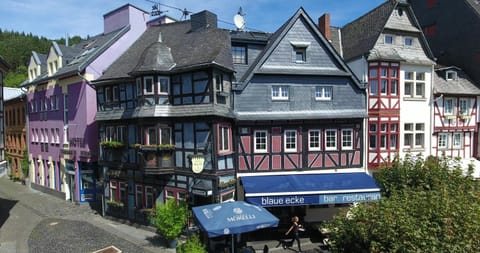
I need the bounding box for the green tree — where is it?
[325,155,480,253]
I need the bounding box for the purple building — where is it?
[20,4,151,204]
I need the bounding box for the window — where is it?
[254,130,267,153]
[444,98,454,115]
[369,80,378,95]
[159,127,172,145]
[315,86,332,100]
[404,38,413,46]
[232,45,247,64]
[146,127,156,145]
[453,133,462,149]
[135,185,144,209]
[369,124,377,149]
[308,130,321,151]
[105,87,113,103]
[119,182,127,204]
[341,129,353,150]
[117,126,127,143]
[459,98,470,115]
[404,71,426,98]
[219,126,230,152]
[325,129,337,150]
[294,47,306,62]
[215,74,223,92]
[404,123,424,148]
[110,181,118,202]
[284,130,297,152]
[136,78,142,96]
[145,186,154,208]
[143,76,154,95]
[55,128,60,144]
[446,71,457,80]
[385,35,393,44]
[272,86,289,100]
[381,80,388,95]
[112,86,120,101]
[157,76,169,94]
[438,133,448,149]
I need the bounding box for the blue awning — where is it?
[241,173,381,207]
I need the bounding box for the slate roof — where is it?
[433,66,480,95]
[96,18,234,82]
[21,26,130,87]
[3,87,25,102]
[234,7,362,90]
[467,0,480,14]
[339,0,434,62]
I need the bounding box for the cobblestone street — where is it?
[0,176,172,253]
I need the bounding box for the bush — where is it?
[177,233,207,253]
[149,199,187,240]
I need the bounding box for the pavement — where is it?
[0,176,330,253]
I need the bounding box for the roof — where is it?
[3,87,26,101]
[466,0,480,15]
[96,18,234,82]
[21,26,130,87]
[433,66,480,95]
[234,7,362,90]
[340,0,434,62]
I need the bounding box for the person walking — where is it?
[285,216,302,253]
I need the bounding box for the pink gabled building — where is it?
[21,4,151,204]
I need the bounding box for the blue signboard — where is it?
[246,192,381,207]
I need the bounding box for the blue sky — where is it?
[0,0,385,39]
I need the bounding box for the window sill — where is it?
[403,97,427,102]
[402,147,425,152]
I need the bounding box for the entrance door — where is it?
[66,174,75,202]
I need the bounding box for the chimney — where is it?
[318,13,331,41]
[191,10,217,31]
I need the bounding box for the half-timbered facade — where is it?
[432,66,480,159]
[233,8,380,223]
[93,11,237,222]
[332,0,436,170]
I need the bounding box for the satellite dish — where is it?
[233,14,245,30]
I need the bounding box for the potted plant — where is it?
[149,198,187,248]
[100,141,125,149]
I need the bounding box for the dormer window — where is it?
[232,45,247,64]
[272,86,289,100]
[290,41,310,63]
[404,37,413,46]
[446,70,457,80]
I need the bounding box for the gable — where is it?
[259,17,343,75]
[384,6,420,32]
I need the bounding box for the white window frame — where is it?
[453,133,462,149]
[308,129,321,151]
[438,133,448,149]
[157,76,169,95]
[325,129,337,151]
[404,71,426,98]
[159,127,172,145]
[294,47,306,63]
[219,126,230,152]
[272,86,289,100]
[105,87,112,102]
[254,130,267,153]
[341,129,353,150]
[459,98,470,115]
[315,86,332,101]
[112,86,120,102]
[444,98,454,115]
[284,130,297,152]
[446,70,457,80]
[145,127,157,145]
[143,76,154,95]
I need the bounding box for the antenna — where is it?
[233,7,246,31]
[150,3,167,16]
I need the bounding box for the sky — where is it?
[0,0,386,40]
